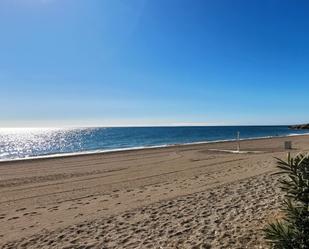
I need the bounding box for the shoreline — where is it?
[1,132,309,163]
[1,134,309,247]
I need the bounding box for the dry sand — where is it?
[1,135,309,248]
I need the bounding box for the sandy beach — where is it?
[1,135,309,248]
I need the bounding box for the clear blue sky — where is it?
[1,0,309,127]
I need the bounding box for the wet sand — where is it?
[1,135,309,248]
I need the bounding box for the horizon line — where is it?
[0,123,297,129]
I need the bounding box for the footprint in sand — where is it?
[16,208,27,212]
[35,206,46,210]
[29,212,39,216]
[23,212,39,217]
[48,206,59,212]
[67,206,78,210]
[8,216,19,221]
[74,213,84,218]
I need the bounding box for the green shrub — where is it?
[264,153,309,249]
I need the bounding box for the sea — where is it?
[0,126,307,161]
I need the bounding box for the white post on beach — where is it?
[237,131,240,152]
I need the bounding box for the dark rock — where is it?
[289,124,309,130]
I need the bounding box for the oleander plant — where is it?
[264,153,309,249]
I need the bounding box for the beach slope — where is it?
[1,135,309,248]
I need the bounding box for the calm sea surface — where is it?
[0,126,307,161]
